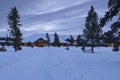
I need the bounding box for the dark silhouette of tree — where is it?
[111,21,120,33]
[76,35,82,46]
[65,35,74,46]
[83,6,102,53]
[70,35,74,45]
[46,33,50,46]
[53,32,60,46]
[81,39,86,52]
[110,21,120,51]
[100,0,120,27]
[112,37,119,51]
[102,31,114,44]
[27,41,32,47]
[7,7,22,52]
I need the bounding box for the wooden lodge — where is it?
[33,38,48,47]
[0,37,78,47]
[22,38,48,47]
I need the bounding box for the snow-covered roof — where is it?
[23,34,77,43]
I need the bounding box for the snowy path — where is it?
[0,47,120,80]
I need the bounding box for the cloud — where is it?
[0,0,108,37]
[21,23,57,32]
[19,0,90,15]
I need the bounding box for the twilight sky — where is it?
[0,0,109,37]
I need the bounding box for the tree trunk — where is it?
[91,25,94,53]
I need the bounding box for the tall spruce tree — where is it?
[100,0,120,27]
[7,7,22,52]
[111,22,120,34]
[83,6,102,53]
[53,32,60,46]
[110,22,120,51]
[102,31,114,44]
[77,35,82,46]
[46,33,50,46]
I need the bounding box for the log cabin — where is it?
[33,38,48,47]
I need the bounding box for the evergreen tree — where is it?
[102,31,114,44]
[81,39,86,52]
[112,37,119,51]
[110,22,120,51]
[46,33,50,46]
[83,6,102,53]
[77,35,82,46]
[111,22,120,34]
[100,0,120,27]
[53,32,60,46]
[70,35,74,45]
[7,7,22,52]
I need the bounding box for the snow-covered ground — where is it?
[0,47,120,80]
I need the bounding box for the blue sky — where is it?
[0,0,109,37]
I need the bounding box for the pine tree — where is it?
[111,22,120,34]
[53,32,60,46]
[102,31,114,44]
[110,22,120,51]
[46,33,50,46]
[70,35,74,45]
[77,35,82,46]
[100,0,120,27]
[7,7,22,52]
[83,6,102,53]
